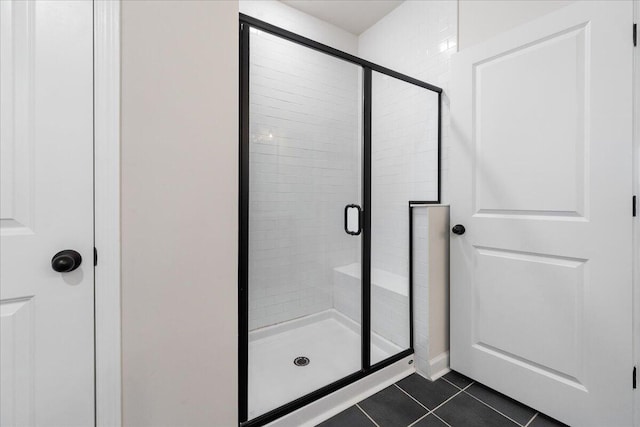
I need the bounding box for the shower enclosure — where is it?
[239,14,441,426]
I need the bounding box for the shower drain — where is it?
[293,356,310,367]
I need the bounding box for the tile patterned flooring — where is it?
[317,371,568,427]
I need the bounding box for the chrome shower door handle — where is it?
[344,204,362,236]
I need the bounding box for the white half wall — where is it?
[412,206,450,380]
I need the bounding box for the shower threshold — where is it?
[247,309,404,421]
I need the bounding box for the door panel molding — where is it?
[471,343,587,392]
[471,23,589,219]
[0,0,35,235]
[0,297,35,426]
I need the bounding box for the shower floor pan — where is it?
[248,309,402,420]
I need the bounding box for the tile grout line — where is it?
[407,412,432,427]
[394,383,433,413]
[431,381,475,413]
[441,376,471,391]
[356,374,540,427]
[443,376,534,427]
[432,412,454,427]
[407,381,475,427]
[407,410,454,427]
[356,403,381,427]
[462,389,528,427]
[524,412,539,427]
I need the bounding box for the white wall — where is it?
[120,1,238,425]
[240,0,358,54]
[248,29,362,329]
[458,0,574,50]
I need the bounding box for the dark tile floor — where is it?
[317,371,568,427]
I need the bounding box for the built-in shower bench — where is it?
[333,262,410,354]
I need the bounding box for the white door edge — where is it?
[633,0,640,425]
[94,1,122,426]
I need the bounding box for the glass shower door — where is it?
[245,27,364,420]
[369,71,440,365]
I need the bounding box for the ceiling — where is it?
[280,0,404,35]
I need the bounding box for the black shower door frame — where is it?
[238,14,443,427]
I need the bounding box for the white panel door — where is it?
[450,2,633,426]
[0,1,95,425]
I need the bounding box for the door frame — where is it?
[94,1,121,426]
[634,0,640,424]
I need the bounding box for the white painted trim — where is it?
[633,1,640,425]
[427,351,450,381]
[265,355,415,427]
[94,1,121,426]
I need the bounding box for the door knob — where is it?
[51,250,82,273]
[452,224,466,235]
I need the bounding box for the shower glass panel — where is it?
[247,28,363,420]
[370,71,440,365]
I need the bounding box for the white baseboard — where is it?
[428,351,450,381]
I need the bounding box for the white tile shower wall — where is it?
[239,0,358,54]
[358,0,457,204]
[370,73,439,277]
[333,268,360,325]
[248,30,362,330]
